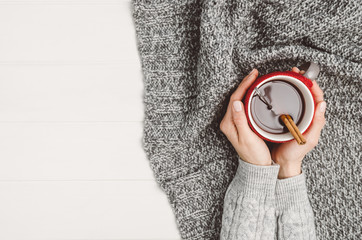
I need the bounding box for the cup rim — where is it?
[244,71,315,143]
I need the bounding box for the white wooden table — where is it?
[0,0,180,239]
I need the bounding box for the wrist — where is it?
[277,161,302,179]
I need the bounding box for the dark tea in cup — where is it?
[250,80,305,134]
[243,62,320,143]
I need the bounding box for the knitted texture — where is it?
[132,0,362,239]
[220,158,316,240]
[276,173,317,240]
[220,158,280,240]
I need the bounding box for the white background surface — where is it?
[0,0,181,239]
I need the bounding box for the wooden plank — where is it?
[0,180,180,239]
[0,64,144,121]
[0,122,157,180]
[0,1,138,63]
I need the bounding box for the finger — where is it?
[232,100,254,142]
[220,117,239,144]
[292,67,300,73]
[310,80,324,103]
[220,105,239,144]
[291,67,305,75]
[222,69,259,128]
[230,69,258,103]
[305,101,326,145]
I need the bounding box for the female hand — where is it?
[220,69,272,166]
[271,67,327,178]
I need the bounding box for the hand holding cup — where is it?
[220,66,327,178]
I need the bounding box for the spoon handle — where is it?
[254,87,273,109]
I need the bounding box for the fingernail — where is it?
[319,101,326,113]
[293,67,300,72]
[233,101,242,112]
[248,68,256,76]
[246,69,257,80]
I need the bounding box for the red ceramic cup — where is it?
[243,62,320,143]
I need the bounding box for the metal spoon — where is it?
[253,87,281,115]
[254,87,272,109]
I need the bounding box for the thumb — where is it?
[306,101,326,143]
[232,101,252,135]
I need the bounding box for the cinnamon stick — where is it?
[280,114,306,145]
[286,114,306,144]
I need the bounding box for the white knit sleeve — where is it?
[275,173,317,240]
[220,157,280,240]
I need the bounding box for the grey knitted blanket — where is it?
[132,0,361,239]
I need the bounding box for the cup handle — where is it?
[298,62,320,80]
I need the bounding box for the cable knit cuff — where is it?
[230,156,280,197]
[276,172,310,210]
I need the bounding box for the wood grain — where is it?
[0,0,181,239]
